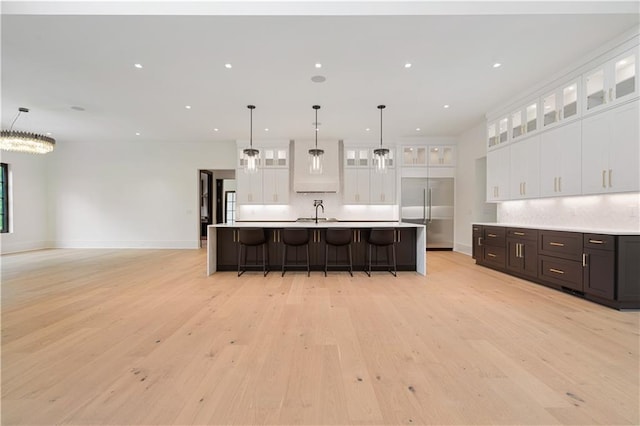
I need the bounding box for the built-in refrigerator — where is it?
[401,177,454,249]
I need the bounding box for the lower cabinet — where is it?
[506,228,538,279]
[216,228,240,269]
[472,224,640,310]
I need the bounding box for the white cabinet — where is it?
[582,100,640,194]
[486,145,510,202]
[262,169,289,204]
[343,168,370,204]
[584,47,638,114]
[539,120,582,197]
[509,136,540,199]
[542,79,581,129]
[369,168,396,204]
[402,146,427,166]
[427,146,455,166]
[487,116,509,149]
[510,101,539,141]
[236,169,263,204]
[345,147,371,168]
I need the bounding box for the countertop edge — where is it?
[473,223,640,236]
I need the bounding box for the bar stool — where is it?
[324,228,353,276]
[237,228,269,277]
[281,228,310,277]
[366,228,397,277]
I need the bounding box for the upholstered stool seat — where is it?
[281,228,310,277]
[366,228,396,277]
[324,228,353,276]
[237,228,268,277]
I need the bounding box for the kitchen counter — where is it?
[474,223,640,236]
[207,221,426,275]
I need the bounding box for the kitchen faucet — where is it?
[314,200,324,224]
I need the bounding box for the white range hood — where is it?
[293,139,340,193]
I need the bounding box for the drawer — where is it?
[507,228,538,241]
[483,226,506,246]
[538,255,583,291]
[584,234,615,251]
[539,231,582,261]
[482,245,506,269]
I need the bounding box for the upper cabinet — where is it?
[427,146,455,167]
[584,47,638,114]
[541,79,581,129]
[487,116,509,150]
[262,147,288,168]
[402,146,427,166]
[345,147,371,168]
[344,142,396,205]
[510,101,539,142]
[402,144,455,167]
[236,140,290,205]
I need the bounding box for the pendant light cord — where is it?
[315,107,318,149]
[380,106,383,148]
[9,109,25,132]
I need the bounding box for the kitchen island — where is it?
[207,222,426,275]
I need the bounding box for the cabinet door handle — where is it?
[478,237,483,246]
[514,231,525,236]
[588,239,604,244]
[487,233,497,238]
[558,177,561,192]
[582,253,587,267]
[487,253,497,258]
[523,182,526,195]
[554,177,557,192]
[608,169,612,187]
[549,268,565,275]
[397,230,401,242]
[602,170,606,188]
[549,242,564,247]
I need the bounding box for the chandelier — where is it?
[1,107,55,154]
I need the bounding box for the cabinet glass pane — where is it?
[499,118,508,143]
[562,83,578,119]
[428,147,440,164]
[346,149,356,166]
[403,147,414,163]
[487,123,497,147]
[543,93,557,126]
[358,149,369,166]
[277,149,287,166]
[441,147,453,165]
[526,104,537,132]
[511,112,522,138]
[615,55,635,99]
[416,147,426,164]
[264,149,275,166]
[586,69,605,110]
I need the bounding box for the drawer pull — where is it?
[478,237,483,246]
[487,253,497,258]
[549,242,564,247]
[582,253,587,267]
[588,239,604,244]
[487,233,497,238]
[549,268,565,275]
[513,232,525,236]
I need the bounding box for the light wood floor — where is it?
[1,248,638,425]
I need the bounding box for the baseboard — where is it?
[0,240,51,255]
[454,243,472,256]
[53,240,200,249]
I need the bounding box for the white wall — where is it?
[0,151,49,253]
[48,139,236,249]
[453,121,496,255]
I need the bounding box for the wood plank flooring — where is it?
[1,248,638,425]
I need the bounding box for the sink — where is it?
[296,217,338,222]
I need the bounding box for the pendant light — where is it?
[373,104,389,173]
[309,105,324,174]
[1,107,55,154]
[242,105,259,174]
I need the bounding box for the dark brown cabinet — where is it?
[480,226,506,269]
[583,234,615,299]
[506,228,538,279]
[216,227,239,269]
[472,224,640,310]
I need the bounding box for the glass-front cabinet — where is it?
[508,101,538,142]
[428,146,455,166]
[584,47,638,114]
[542,79,580,129]
[487,116,509,150]
[402,146,427,166]
[262,147,288,168]
[345,147,370,168]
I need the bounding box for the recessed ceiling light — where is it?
[135,132,141,136]
[264,128,269,132]
[405,63,412,68]
[315,63,322,68]
[416,128,421,131]
[493,62,502,68]
[443,104,450,109]
[134,63,143,69]
[213,128,219,132]
[365,128,370,132]
[185,105,191,109]
[225,63,232,69]
[619,59,628,66]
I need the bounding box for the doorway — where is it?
[198,169,236,248]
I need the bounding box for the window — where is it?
[225,191,236,223]
[1,163,8,233]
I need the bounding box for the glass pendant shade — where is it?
[243,105,259,174]
[374,104,388,174]
[309,105,324,174]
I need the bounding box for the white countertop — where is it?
[210,221,425,229]
[474,223,640,236]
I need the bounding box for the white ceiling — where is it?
[1,2,639,146]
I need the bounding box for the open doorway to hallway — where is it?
[199,169,236,248]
